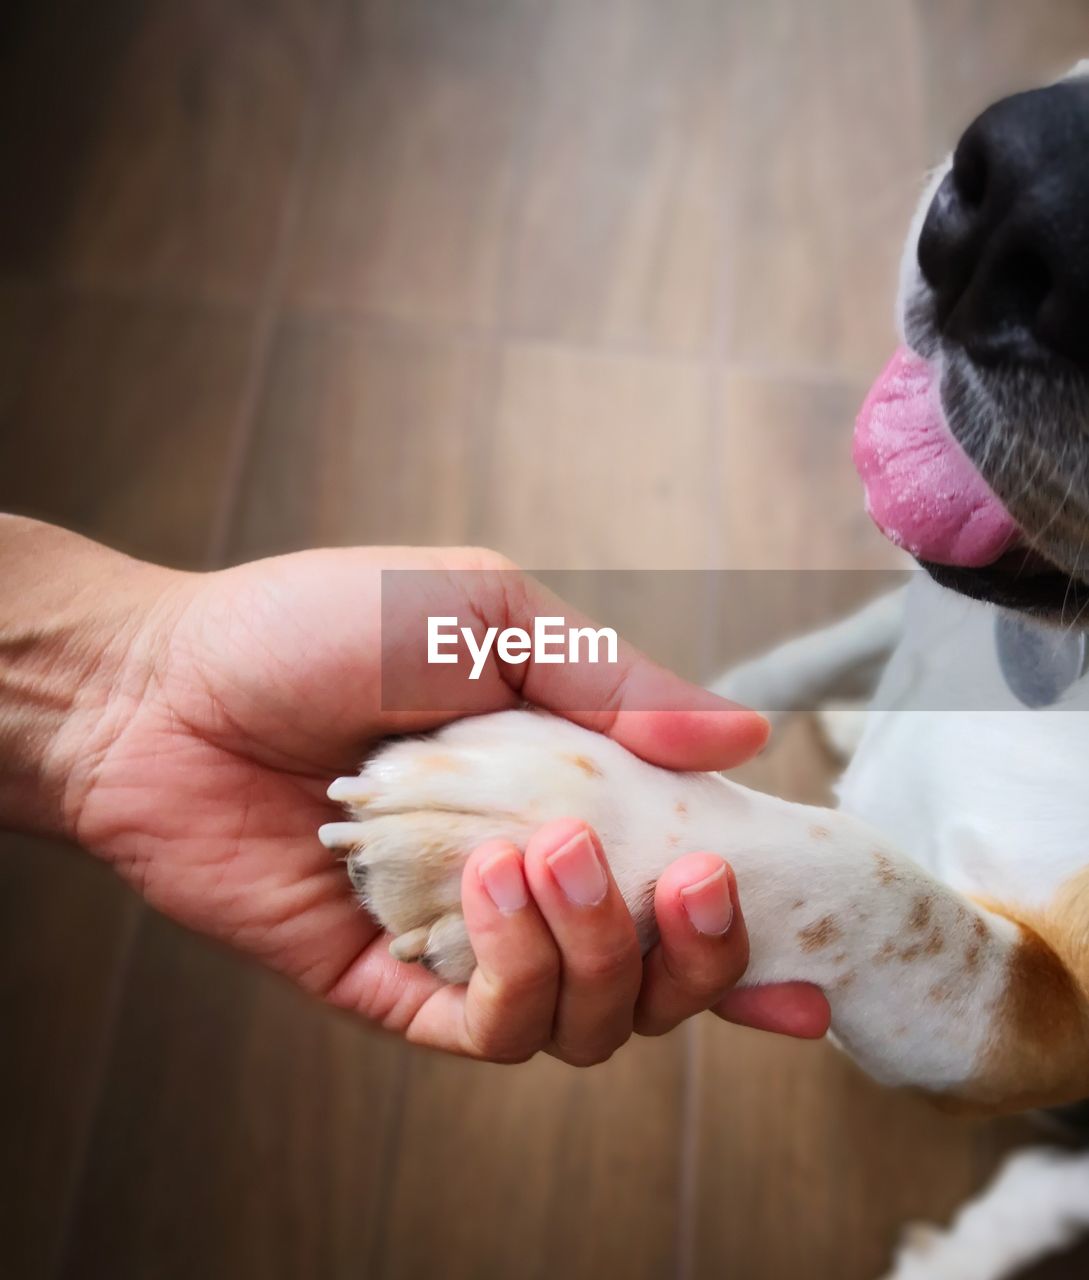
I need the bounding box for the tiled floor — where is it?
[3,3,1089,1276]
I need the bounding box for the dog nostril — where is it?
[998,248,1052,319]
[917,171,976,312]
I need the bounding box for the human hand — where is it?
[10,525,829,1062]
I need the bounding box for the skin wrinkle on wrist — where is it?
[0,516,183,840]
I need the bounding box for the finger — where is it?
[406,839,563,1062]
[521,819,643,1067]
[634,854,749,1037]
[714,983,832,1039]
[456,840,563,1062]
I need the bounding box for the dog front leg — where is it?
[324,707,1089,1108]
[677,777,1089,1110]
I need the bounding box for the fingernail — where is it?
[680,865,733,936]
[479,849,529,915]
[546,830,608,907]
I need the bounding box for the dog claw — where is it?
[389,926,431,963]
[327,777,373,804]
[317,821,367,850]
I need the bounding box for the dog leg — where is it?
[709,586,905,726]
[320,707,1089,1107]
[881,1147,1089,1280]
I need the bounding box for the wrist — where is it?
[0,517,192,840]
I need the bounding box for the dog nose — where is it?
[917,78,1089,369]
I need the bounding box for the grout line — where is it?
[363,1047,414,1278]
[0,267,883,391]
[203,0,350,571]
[675,1017,705,1280]
[461,0,557,547]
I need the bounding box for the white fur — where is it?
[882,1148,1089,1280]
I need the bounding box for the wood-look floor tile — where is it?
[0,290,253,563]
[914,0,1089,154]
[720,0,926,377]
[0,0,145,276]
[0,841,139,1280]
[717,372,904,571]
[377,1040,683,1280]
[228,315,486,558]
[285,0,545,327]
[59,0,334,302]
[504,0,731,352]
[480,343,714,570]
[58,914,404,1280]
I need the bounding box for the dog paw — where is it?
[318,709,664,982]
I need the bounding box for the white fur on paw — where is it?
[319,709,661,982]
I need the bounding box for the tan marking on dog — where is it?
[790,898,806,911]
[926,927,945,956]
[947,881,1089,1114]
[798,914,842,952]
[565,753,602,779]
[964,942,982,974]
[908,895,934,933]
[674,800,689,819]
[875,940,898,964]
[667,833,680,848]
[809,824,831,841]
[831,970,856,992]
[872,851,899,886]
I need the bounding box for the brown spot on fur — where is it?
[964,942,981,974]
[798,914,842,952]
[674,800,689,819]
[872,851,899,886]
[928,981,953,1004]
[923,927,945,957]
[898,943,923,963]
[908,896,934,933]
[809,824,831,841]
[667,833,680,848]
[790,899,806,911]
[565,753,602,778]
[831,971,855,992]
[875,941,898,964]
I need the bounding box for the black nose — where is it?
[917,78,1089,370]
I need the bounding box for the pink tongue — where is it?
[852,346,1020,567]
